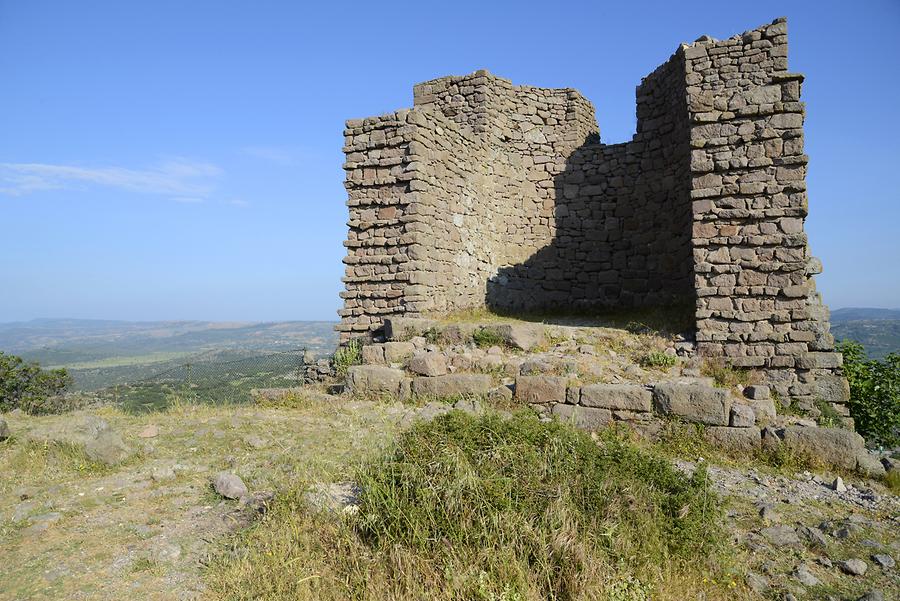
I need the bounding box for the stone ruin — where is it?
[337,18,849,417]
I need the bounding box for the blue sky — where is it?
[1,0,898,322]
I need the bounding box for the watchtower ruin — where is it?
[337,17,848,411]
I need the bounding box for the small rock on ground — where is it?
[872,554,895,569]
[793,563,820,587]
[213,472,248,500]
[304,482,360,513]
[760,524,801,548]
[745,571,769,594]
[839,558,868,576]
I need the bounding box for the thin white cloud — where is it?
[0,159,223,201]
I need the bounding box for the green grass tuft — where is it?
[640,351,677,369]
[332,339,363,377]
[471,328,508,348]
[208,410,737,600]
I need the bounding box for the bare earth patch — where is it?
[0,398,411,600]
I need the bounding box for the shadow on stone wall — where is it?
[485,133,696,317]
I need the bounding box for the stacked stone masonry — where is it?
[338,18,847,411]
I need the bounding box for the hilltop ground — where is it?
[1,313,898,600]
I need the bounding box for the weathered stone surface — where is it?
[729,404,756,428]
[25,414,131,466]
[856,451,887,478]
[747,398,777,423]
[777,426,865,470]
[652,384,730,426]
[345,365,405,396]
[304,482,360,514]
[882,457,900,473]
[383,317,438,341]
[361,344,385,364]
[703,426,761,453]
[552,404,612,431]
[411,374,493,398]
[744,385,770,400]
[839,559,868,576]
[760,525,801,548]
[138,424,159,439]
[872,554,895,569]
[383,342,415,363]
[579,384,652,412]
[515,376,567,404]
[488,385,514,403]
[407,352,448,377]
[474,323,544,351]
[793,563,820,587]
[213,472,248,500]
[812,374,850,404]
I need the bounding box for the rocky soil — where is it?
[1,394,897,600]
[0,398,416,600]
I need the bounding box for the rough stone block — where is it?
[407,352,448,377]
[748,399,777,423]
[777,426,865,470]
[361,344,385,364]
[580,384,652,412]
[729,404,756,427]
[346,365,405,396]
[652,383,730,426]
[515,376,568,404]
[812,374,850,404]
[744,385,770,400]
[411,374,493,398]
[856,451,886,478]
[482,323,544,351]
[383,341,415,363]
[552,404,613,431]
[384,317,439,341]
[703,426,761,454]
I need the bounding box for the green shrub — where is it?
[815,399,844,429]
[0,351,73,414]
[837,340,900,447]
[640,350,677,369]
[354,411,724,598]
[471,327,506,348]
[332,339,363,377]
[207,410,739,600]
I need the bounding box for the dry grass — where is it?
[207,411,750,601]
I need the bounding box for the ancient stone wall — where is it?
[683,20,845,410]
[337,17,847,411]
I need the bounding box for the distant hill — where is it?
[830,307,900,360]
[0,318,338,390]
[831,308,900,322]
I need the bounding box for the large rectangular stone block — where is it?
[411,374,493,398]
[652,383,730,426]
[580,384,652,412]
[552,404,613,431]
